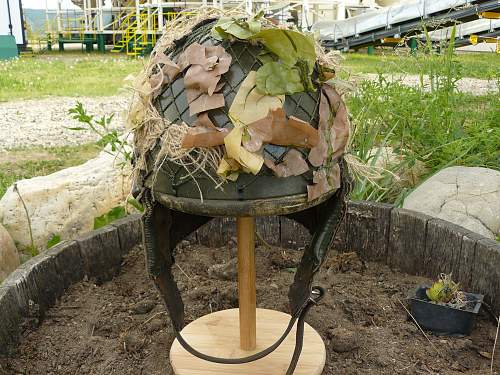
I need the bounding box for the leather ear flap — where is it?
[287,160,351,315]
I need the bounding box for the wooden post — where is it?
[236,217,256,351]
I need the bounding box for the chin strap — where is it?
[141,161,350,374]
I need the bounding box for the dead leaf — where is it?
[186,88,225,116]
[246,108,318,150]
[179,43,232,114]
[224,126,263,175]
[323,84,350,161]
[328,162,341,189]
[184,64,221,96]
[194,112,217,128]
[229,71,284,127]
[181,126,228,148]
[307,169,330,201]
[478,351,492,359]
[264,149,309,178]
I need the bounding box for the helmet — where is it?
[131,13,351,375]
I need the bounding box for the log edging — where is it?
[1,202,499,354]
[0,214,142,354]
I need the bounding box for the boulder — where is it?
[404,167,500,239]
[0,223,20,282]
[0,151,131,251]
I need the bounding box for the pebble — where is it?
[207,258,238,281]
[328,327,360,353]
[131,299,156,315]
[362,74,498,96]
[0,96,128,150]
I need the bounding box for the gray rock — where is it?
[208,258,238,281]
[328,327,360,353]
[404,167,500,239]
[0,224,20,282]
[0,150,132,251]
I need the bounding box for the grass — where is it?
[0,52,143,101]
[0,144,101,198]
[341,51,500,80]
[346,38,500,204]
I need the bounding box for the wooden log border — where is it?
[1,201,500,354]
[0,214,142,354]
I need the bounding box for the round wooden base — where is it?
[170,308,326,375]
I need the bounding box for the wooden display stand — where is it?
[170,217,326,375]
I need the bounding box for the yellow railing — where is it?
[111,9,196,56]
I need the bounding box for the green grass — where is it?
[0,144,100,198]
[0,53,143,101]
[347,78,499,204]
[341,51,500,80]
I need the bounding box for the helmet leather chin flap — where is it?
[131,17,352,375]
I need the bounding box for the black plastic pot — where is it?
[410,286,484,336]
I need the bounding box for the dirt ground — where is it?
[1,242,498,375]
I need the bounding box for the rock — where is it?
[0,150,131,251]
[0,223,20,282]
[403,167,500,239]
[328,327,360,353]
[270,250,300,269]
[131,299,156,315]
[207,258,238,281]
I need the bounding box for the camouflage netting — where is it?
[127,8,353,202]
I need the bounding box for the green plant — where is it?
[93,206,127,230]
[46,234,61,249]
[68,102,132,163]
[347,27,500,204]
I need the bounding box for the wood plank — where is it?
[279,217,311,250]
[346,201,393,261]
[387,208,431,275]
[255,216,281,247]
[236,217,257,351]
[1,252,62,319]
[456,230,484,292]
[471,238,500,312]
[423,219,465,280]
[45,240,84,292]
[76,225,122,283]
[0,286,22,354]
[170,309,325,375]
[111,214,143,256]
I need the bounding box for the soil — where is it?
[1,243,499,375]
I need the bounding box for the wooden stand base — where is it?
[170,308,326,375]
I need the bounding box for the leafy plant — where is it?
[93,206,127,230]
[347,27,499,205]
[46,234,61,249]
[68,102,132,163]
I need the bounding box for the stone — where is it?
[0,150,131,251]
[207,258,238,281]
[403,167,500,239]
[328,327,360,353]
[0,224,20,282]
[131,299,156,315]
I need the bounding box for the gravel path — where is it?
[0,96,128,150]
[363,74,498,95]
[0,75,496,150]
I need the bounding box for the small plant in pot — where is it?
[410,273,484,336]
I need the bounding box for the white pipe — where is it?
[57,0,62,34]
[157,0,163,31]
[336,0,345,20]
[99,0,104,32]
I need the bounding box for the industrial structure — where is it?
[21,0,500,55]
[0,0,26,59]
[314,0,500,52]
